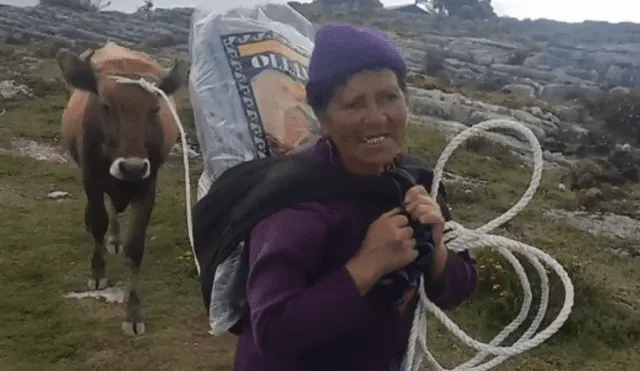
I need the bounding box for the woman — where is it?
[232,24,478,371]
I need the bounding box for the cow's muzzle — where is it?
[109,157,151,181]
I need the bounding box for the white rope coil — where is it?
[111,76,574,370]
[403,119,575,371]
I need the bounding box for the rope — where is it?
[109,76,574,369]
[403,119,575,371]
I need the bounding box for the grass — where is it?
[0,50,639,371]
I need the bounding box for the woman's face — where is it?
[323,69,408,175]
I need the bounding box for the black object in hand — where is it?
[373,167,435,306]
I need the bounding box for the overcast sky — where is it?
[1,0,639,23]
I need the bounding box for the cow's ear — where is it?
[157,58,183,96]
[56,49,97,94]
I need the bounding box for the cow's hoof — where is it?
[87,277,109,290]
[122,320,145,335]
[105,236,122,254]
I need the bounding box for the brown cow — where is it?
[56,42,183,335]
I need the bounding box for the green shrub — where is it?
[471,249,640,349]
[587,89,640,144]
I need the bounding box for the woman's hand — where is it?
[403,185,444,247]
[391,185,450,311]
[346,207,418,295]
[403,185,449,280]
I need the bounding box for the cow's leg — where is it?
[105,196,122,255]
[121,179,157,335]
[84,182,109,290]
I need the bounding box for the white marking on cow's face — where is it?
[109,157,151,181]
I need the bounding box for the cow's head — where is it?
[56,49,183,181]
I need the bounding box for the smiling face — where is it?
[322,69,408,175]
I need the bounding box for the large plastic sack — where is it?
[188,0,320,335]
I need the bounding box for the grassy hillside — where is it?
[0,45,638,371]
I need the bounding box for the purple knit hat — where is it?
[306,23,407,108]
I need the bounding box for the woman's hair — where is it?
[308,68,408,122]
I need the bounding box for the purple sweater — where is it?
[232,139,478,371]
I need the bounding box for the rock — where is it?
[170,143,200,159]
[605,65,624,84]
[0,80,32,100]
[0,138,68,163]
[539,83,604,103]
[410,114,571,170]
[409,86,563,141]
[406,73,443,90]
[47,191,70,200]
[501,84,536,98]
[527,106,544,117]
[404,83,613,170]
[543,209,640,251]
[549,105,582,123]
[609,86,631,97]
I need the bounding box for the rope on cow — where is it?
[109,75,200,275]
[403,118,575,371]
[109,76,574,369]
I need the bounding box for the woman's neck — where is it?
[343,158,385,176]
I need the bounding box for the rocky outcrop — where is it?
[543,209,640,256]
[408,85,582,166]
[0,79,32,100]
[1,2,639,176]
[405,81,640,181]
[295,4,640,100]
[0,4,192,57]
[2,2,640,102]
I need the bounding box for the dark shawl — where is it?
[192,153,449,310]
